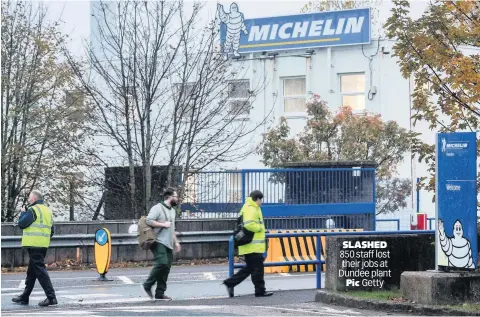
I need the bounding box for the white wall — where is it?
[42,0,477,221]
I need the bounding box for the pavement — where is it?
[1,265,402,316]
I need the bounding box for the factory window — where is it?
[340,73,366,111]
[283,77,306,113]
[227,80,251,117]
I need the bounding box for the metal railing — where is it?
[228,230,436,289]
[183,168,376,204]
[1,231,232,249]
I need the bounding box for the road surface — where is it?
[2,265,398,316]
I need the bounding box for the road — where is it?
[2,265,398,316]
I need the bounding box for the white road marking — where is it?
[203,272,217,280]
[2,290,70,296]
[2,271,228,281]
[117,275,134,284]
[1,272,319,292]
[97,305,223,311]
[2,271,317,282]
[252,305,361,315]
[1,288,24,292]
[7,312,102,316]
[18,280,25,289]
[279,272,291,276]
[70,297,152,305]
[27,293,122,301]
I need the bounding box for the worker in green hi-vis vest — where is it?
[223,190,273,298]
[12,190,57,307]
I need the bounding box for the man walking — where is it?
[12,190,57,307]
[143,188,181,300]
[223,190,273,298]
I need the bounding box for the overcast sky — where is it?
[38,0,428,54]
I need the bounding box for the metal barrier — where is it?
[181,168,376,229]
[375,219,400,231]
[1,231,232,249]
[228,230,435,289]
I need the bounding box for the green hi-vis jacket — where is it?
[238,197,266,256]
[21,204,53,248]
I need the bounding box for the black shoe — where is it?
[154,294,172,301]
[12,296,28,305]
[142,284,153,299]
[38,298,57,307]
[223,282,234,298]
[155,295,172,301]
[255,291,273,297]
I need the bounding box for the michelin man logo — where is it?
[438,219,474,269]
[441,138,446,153]
[217,2,248,60]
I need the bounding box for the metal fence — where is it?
[181,168,375,206]
[180,168,376,230]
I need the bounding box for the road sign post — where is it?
[94,228,112,281]
[435,132,478,271]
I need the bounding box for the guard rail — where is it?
[1,231,233,249]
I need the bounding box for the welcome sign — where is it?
[218,4,371,57]
[435,132,478,270]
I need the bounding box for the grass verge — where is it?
[341,289,404,302]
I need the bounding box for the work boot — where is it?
[12,295,28,305]
[222,282,234,298]
[38,298,57,307]
[255,291,273,297]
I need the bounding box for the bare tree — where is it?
[171,18,273,203]
[66,0,273,218]
[1,0,96,221]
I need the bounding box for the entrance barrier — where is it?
[264,229,364,273]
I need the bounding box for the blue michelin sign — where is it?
[435,132,478,270]
[217,3,371,57]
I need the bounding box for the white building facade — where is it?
[79,0,478,224]
[211,3,434,226]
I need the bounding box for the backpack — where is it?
[137,205,170,250]
[137,216,156,250]
[233,213,254,247]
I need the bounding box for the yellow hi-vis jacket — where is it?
[21,204,53,248]
[238,197,266,256]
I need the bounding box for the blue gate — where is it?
[180,167,376,230]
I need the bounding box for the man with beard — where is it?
[142,188,181,300]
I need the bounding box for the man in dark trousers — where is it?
[143,188,181,300]
[223,190,273,298]
[12,190,57,307]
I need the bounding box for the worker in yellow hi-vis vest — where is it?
[222,190,273,298]
[12,190,57,307]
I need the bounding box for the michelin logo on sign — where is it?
[441,138,469,156]
[218,4,371,57]
[441,137,469,152]
[248,16,365,42]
